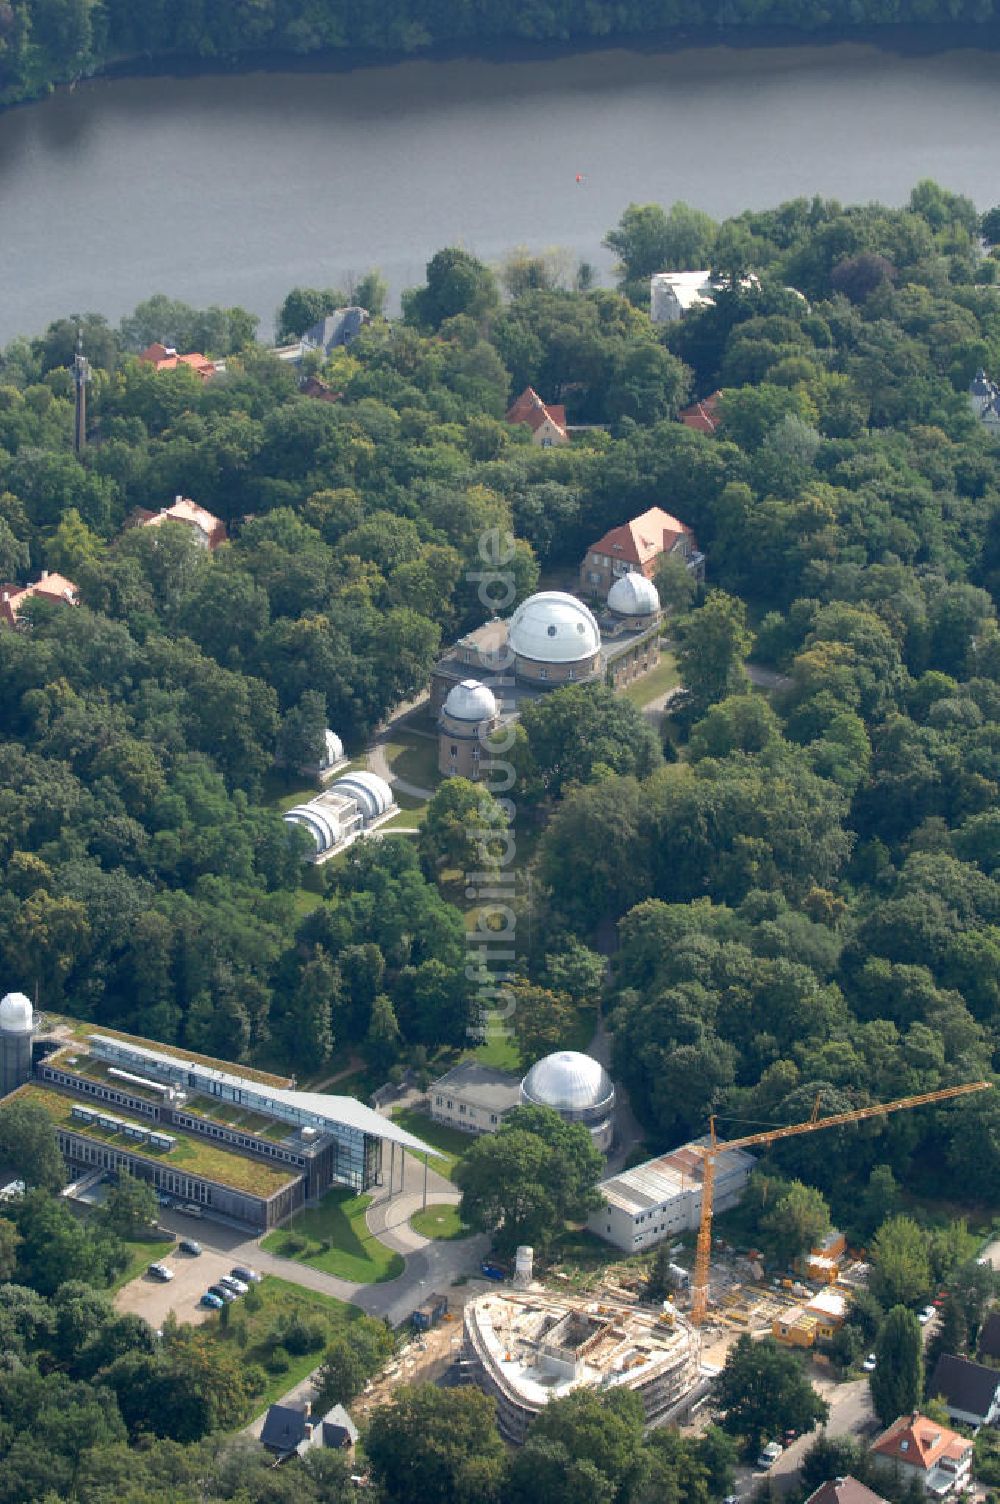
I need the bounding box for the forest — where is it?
[4,0,1000,109]
[3,178,1000,1495]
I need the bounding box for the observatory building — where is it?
[520,1050,615,1153]
[438,679,500,779]
[283,771,396,862]
[461,1289,701,1442]
[0,992,33,1097]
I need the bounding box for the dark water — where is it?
[2,40,999,345]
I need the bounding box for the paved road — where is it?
[761,1376,875,1496]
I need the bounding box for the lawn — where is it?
[382,733,441,792]
[202,1274,363,1415]
[467,1031,521,1072]
[111,1235,176,1292]
[390,1108,472,1183]
[410,1203,468,1240]
[622,651,680,707]
[261,1188,404,1283]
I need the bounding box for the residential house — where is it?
[651,270,716,324]
[0,571,79,628]
[505,387,569,447]
[869,1412,973,1497]
[132,496,227,551]
[301,307,369,357]
[804,1479,889,1504]
[579,505,701,602]
[259,1399,358,1461]
[968,369,1000,432]
[678,391,722,434]
[138,342,220,381]
[927,1352,1000,1428]
[978,1309,1000,1362]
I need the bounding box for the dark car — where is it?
[178,1238,202,1256]
[207,1283,236,1303]
[231,1265,262,1284]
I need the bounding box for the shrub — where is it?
[266,1345,290,1375]
[283,1232,307,1255]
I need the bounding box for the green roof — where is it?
[11,1083,298,1200]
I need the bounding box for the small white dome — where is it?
[508,592,601,665]
[0,992,33,1032]
[323,729,344,766]
[608,572,660,616]
[443,679,498,723]
[330,771,393,823]
[521,1050,614,1114]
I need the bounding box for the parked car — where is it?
[231,1265,261,1284]
[208,1284,236,1303]
[219,1275,248,1295]
[200,1292,224,1310]
[147,1262,173,1282]
[757,1442,783,1469]
[178,1239,202,1256]
[918,1305,936,1325]
[862,1353,877,1372]
[178,1203,204,1219]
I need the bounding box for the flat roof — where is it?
[430,1062,521,1113]
[62,1021,293,1088]
[599,1138,755,1216]
[11,1083,299,1199]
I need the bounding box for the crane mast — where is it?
[689,1079,991,1325]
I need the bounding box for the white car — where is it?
[757,1442,783,1469]
[148,1262,174,1282]
[219,1275,248,1295]
[918,1305,936,1325]
[862,1353,877,1372]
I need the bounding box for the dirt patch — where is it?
[353,1310,464,1422]
[115,1247,246,1329]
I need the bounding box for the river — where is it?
[2,39,1000,345]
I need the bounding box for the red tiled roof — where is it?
[805,1479,888,1504]
[678,391,722,434]
[139,496,227,549]
[588,506,694,568]
[505,386,568,436]
[138,343,217,382]
[0,571,79,627]
[871,1413,970,1471]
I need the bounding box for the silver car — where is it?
[219,1274,248,1295]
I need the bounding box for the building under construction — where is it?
[460,1290,701,1442]
[588,1138,756,1253]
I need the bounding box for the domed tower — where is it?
[439,679,499,779]
[607,571,661,629]
[520,1049,615,1153]
[507,591,602,688]
[0,992,34,1098]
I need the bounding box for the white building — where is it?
[520,1050,615,1153]
[429,1061,521,1134]
[589,1138,755,1252]
[283,771,395,862]
[461,1289,701,1442]
[650,270,717,324]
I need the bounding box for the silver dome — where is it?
[0,992,33,1032]
[443,679,498,723]
[520,1050,614,1115]
[607,571,660,616]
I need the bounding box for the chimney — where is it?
[302,1399,311,1418]
[303,1422,313,1439]
[40,570,49,580]
[175,494,183,504]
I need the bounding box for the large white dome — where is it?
[330,771,393,822]
[443,679,498,723]
[521,1050,614,1114]
[508,592,601,665]
[608,572,660,616]
[0,992,33,1032]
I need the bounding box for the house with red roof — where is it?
[678,391,722,435]
[505,387,569,447]
[805,1479,888,1504]
[138,343,220,382]
[0,571,79,628]
[132,496,227,551]
[579,505,702,602]
[869,1412,972,1497]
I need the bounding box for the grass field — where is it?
[111,1236,177,1292]
[203,1275,363,1414]
[382,733,440,791]
[410,1203,468,1240]
[261,1188,404,1284]
[621,651,680,707]
[390,1109,472,1183]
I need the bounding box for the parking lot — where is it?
[115,1244,251,1328]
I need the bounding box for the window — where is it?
[435,1096,443,1106]
[450,745,457,756]
[490,1114,498,1124]
[459,1104,466,1114]
[539,668,548,680]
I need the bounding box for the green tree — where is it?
[365,993,401,1076]
[101,1171,157,1239]
[675,590,754,716]
[418,778,509,879]
[520,683,661,797]
[275,286,346,341]
[0,1100,66,1192]
[926,1293,968,1377]
[404,248,500,330]
[510,979,577,1066]
[871,1216,932,1310]
[714,1334,828,1455]
[871,1305,924,1426]
[364,1383,506,1504]
[760,1181,830,1265]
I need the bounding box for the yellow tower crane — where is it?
[690,1079,992,1326]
